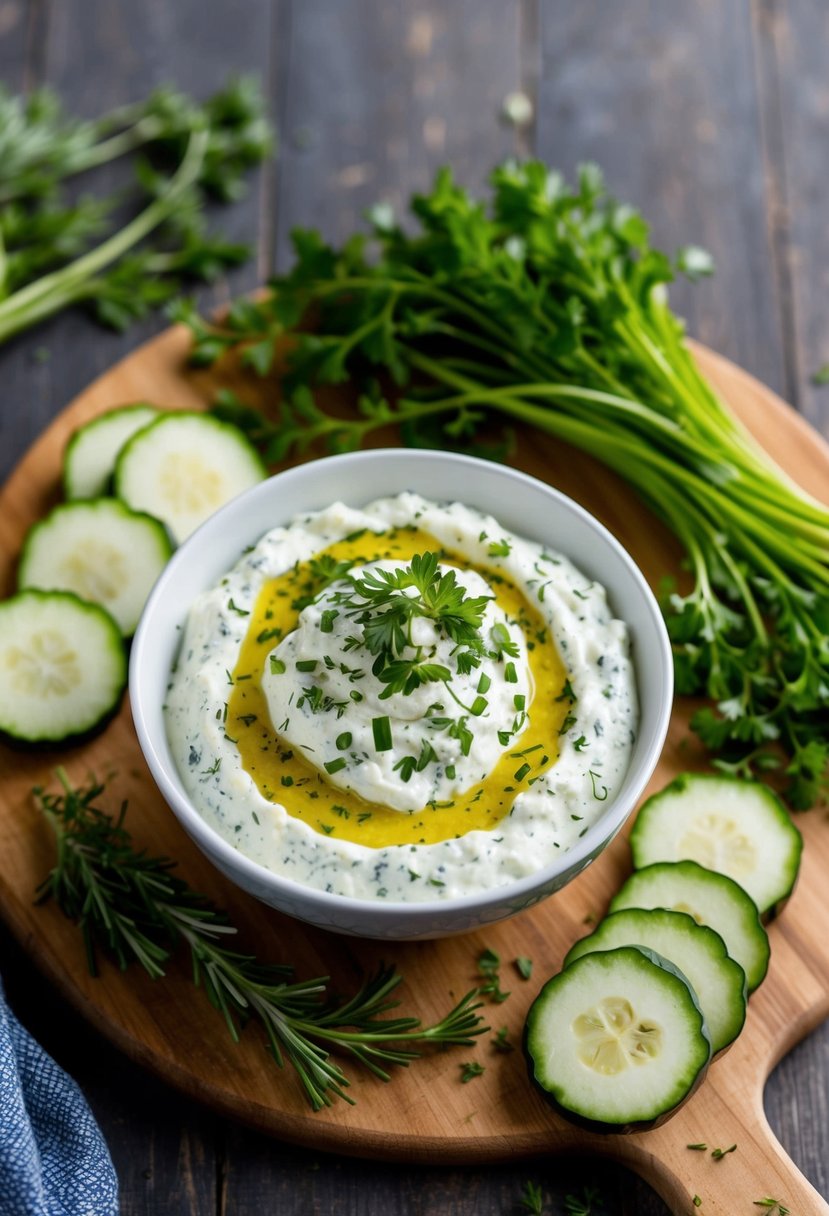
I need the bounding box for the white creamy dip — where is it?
[165,493,638,902]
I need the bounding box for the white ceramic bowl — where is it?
[131,449,672,940]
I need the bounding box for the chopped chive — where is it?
[711,1145,737,1160]
[445,764,456,779]
[372,716,393,751]
[504,661,517,683]
[515,956,533,980]
[514,763,531,782]
[336,732,352,750]
[257,627,282,644]
[227,598,249,616]
[320,609,339,633]
[470,695,488,716]
[514,694,526,711]
[477,673,491,694]
[324,757,347,775]
[296,659,318,672]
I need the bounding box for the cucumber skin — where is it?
[609,860,770,993]
[630,772,803,923]
[0,590,126,746]
[62,403,159,500]
[17,497,174,638]
[562,908,747,1059]
[523,946,711,1135]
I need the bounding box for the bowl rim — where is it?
[131,448,673,921]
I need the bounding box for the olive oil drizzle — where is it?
[228,526,571,848]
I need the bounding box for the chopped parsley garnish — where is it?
[515,956,533,980]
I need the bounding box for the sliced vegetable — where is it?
[564,908,746,1056]
[610,860,770,993]
[62,403,158,499]
[629,773,803,919]
[0,590,126,743]
[18,498,172,637]
[524,945,711,1133]
[114,411,266,543]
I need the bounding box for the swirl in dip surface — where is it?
[165,493,637,901]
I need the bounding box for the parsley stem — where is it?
[0,125,209,342]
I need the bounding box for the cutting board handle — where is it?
[607,1077,829,1214]
[625,1120,829,1215]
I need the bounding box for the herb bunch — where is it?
[35,770,486,1110]
[0,78,271,343]
[332,550,492,704]
[180,162,829,807]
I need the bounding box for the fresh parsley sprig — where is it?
[34,770,486,1111]
[186,162,829,807]
[0,78,271,343]
[332,551,493,709]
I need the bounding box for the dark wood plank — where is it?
[273,0,525,269]
[0,0,54,486]
[534,0,787,400]
[751,15,829,1188]
[0,1,826,1213]
[752,0,829,433]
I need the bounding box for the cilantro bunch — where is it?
[0,78,271,342]
[181,161,829,808]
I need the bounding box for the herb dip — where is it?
[165,493,638,901]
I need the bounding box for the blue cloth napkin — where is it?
[0,978,118,1216]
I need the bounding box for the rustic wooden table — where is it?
[0,2,827,1212]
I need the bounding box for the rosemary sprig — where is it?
[34,770,487,1110]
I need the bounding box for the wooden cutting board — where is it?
[0,326,827,1215]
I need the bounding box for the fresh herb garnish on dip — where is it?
[165,493,637,901]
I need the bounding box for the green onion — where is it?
[372,716,393,751]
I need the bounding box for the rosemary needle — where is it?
[34,769,487,1110]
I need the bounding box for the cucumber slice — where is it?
[610,860,770,993]
[564,908,746,1056]
[0,590,126,743]
[630,772,802,919]
[63,403,159,499]
[18,499,173,637]
[114,412,266,543]
[525,945,711,1133]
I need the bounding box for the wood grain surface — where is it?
[1,2,829,1213]
[0,323,827,1216]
